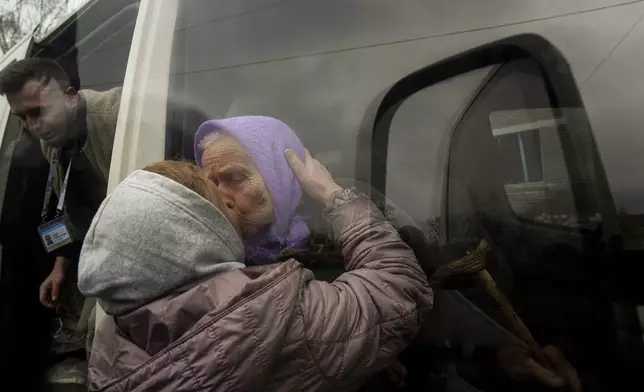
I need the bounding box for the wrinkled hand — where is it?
[285,148,341,204]
[39,256,70,308]
[498,345,582,391]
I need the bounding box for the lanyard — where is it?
[41,148,74,222]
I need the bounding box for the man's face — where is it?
[7,77,77,147]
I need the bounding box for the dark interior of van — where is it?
[0,0,139,389]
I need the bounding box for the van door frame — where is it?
[95,0,178,327]
[108,0,177,194]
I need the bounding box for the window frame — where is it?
[108,0,178,192]
[364,33,619,243]
[92,0,178,330]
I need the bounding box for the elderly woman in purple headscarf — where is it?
[194,116,311,265]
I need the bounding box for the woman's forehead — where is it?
[202,134,252,167]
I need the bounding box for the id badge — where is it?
[38,216,74,253]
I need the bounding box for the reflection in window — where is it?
[448,60,602,236]
[491,109,574,225]
[493,130,543,185]
[490,108,603,227]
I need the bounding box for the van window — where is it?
[384,66,494,243]
[50,0,140,91]
[166,0,490,179]
[167,0,386,173]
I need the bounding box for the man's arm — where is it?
[40,256,71,308]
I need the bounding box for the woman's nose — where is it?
[223,196,236,210]
[218,190,237,211]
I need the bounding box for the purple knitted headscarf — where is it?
[194,116,309,265]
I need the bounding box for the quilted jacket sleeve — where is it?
[298,193,433,391]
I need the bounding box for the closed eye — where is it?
[219,168,249,184]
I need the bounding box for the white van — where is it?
[1,1,644,391]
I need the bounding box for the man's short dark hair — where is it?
[0,58,71,96]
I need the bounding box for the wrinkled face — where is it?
[7,77,78,147]
[201,134,274,237]
[199,171,243,237]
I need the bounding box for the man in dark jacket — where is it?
[0,58,121,386]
